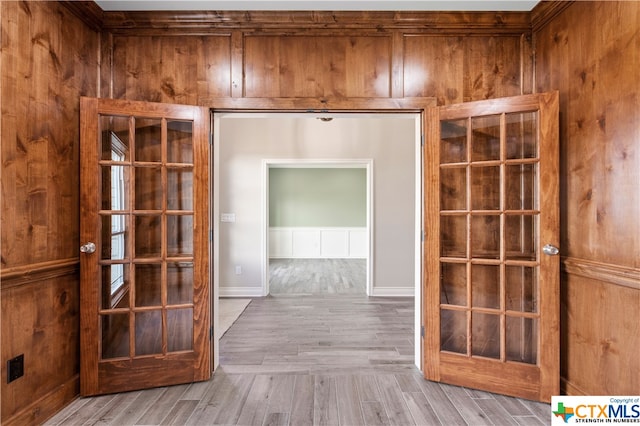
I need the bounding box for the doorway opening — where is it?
[212,111,423,369]
[265,160,372,296]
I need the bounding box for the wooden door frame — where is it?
[206,97,435,371]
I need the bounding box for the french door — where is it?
[79,97,210,396]
[423,92,560,402]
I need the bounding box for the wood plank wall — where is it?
[98,11,532,103]
[533,1,640,395]
[0,2,100,424]
[1,1,637,424]
[0,6,532,424]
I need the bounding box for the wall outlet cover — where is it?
[7,354,24,383]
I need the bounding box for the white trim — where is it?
[215,112,419,120]
[213,111,423,373]
[414,115,423,371]
[212,115,221,369]
[263,159,374,296]
[219,286,264,298]
[370,287,415,297]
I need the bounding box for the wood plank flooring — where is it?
[269,259,366,295]
[46,293,551,425]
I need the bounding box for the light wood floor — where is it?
[269,259,366,295]
[46,293,550,425]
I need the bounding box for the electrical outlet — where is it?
[7,354,24,384]
[235,265,242,275]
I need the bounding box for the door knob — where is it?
[542,244,559,256]
[80,242,96,254]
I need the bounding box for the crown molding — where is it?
[98,10,531,35]
[530,0,573,33]
[61,1,105,31]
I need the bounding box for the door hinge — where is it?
[209,132,213,146]
[421,230,425,242]
[421,325,425,338]
[210,326,213,340]
[421,134,425,146]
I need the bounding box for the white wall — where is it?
[216,113,416,296]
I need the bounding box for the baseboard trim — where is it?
[219,286,264,298]
[3,375,79,426]
[561,376,588,396]
[370,286,415,297]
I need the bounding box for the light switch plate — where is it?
[221,213,236,223]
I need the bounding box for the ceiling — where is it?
[94,0,540,12]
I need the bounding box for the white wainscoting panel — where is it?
[349,230,368,258]
[292,229,321,257]
[269,227,367,259]
[269,228,293,257]
[321,230,349,257]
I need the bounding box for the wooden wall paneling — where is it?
[462,36,523,102]
[586,1,639,268]
[2,1,32,267]
[31,14,53,263]
[243,35,392,99]
[536,1,639,267]
[1,271,80,425]
[391,31,405,98]
[534,1,640,396]
[1,1,98,267]
[519,33,534,95]
[194,36,231,102]
[230,31,244,98]
[1,1,635,421]
[403,35,529,105]
[1,1,99,424]
[561,273,640,395]
[122,36,159,101]
[100,31,113,99]
[402,35,464,103]
[161,36,187,103]
[111,35,232,104]
[243,35,281,98]
[344,36,392,98]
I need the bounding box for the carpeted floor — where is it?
[218,298,251,336]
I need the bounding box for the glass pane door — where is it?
[80,97,210,396]
[424,92,559,402]
[439,111,540,364]
[99,115,195,359]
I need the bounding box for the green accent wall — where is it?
[269,168,366,227]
